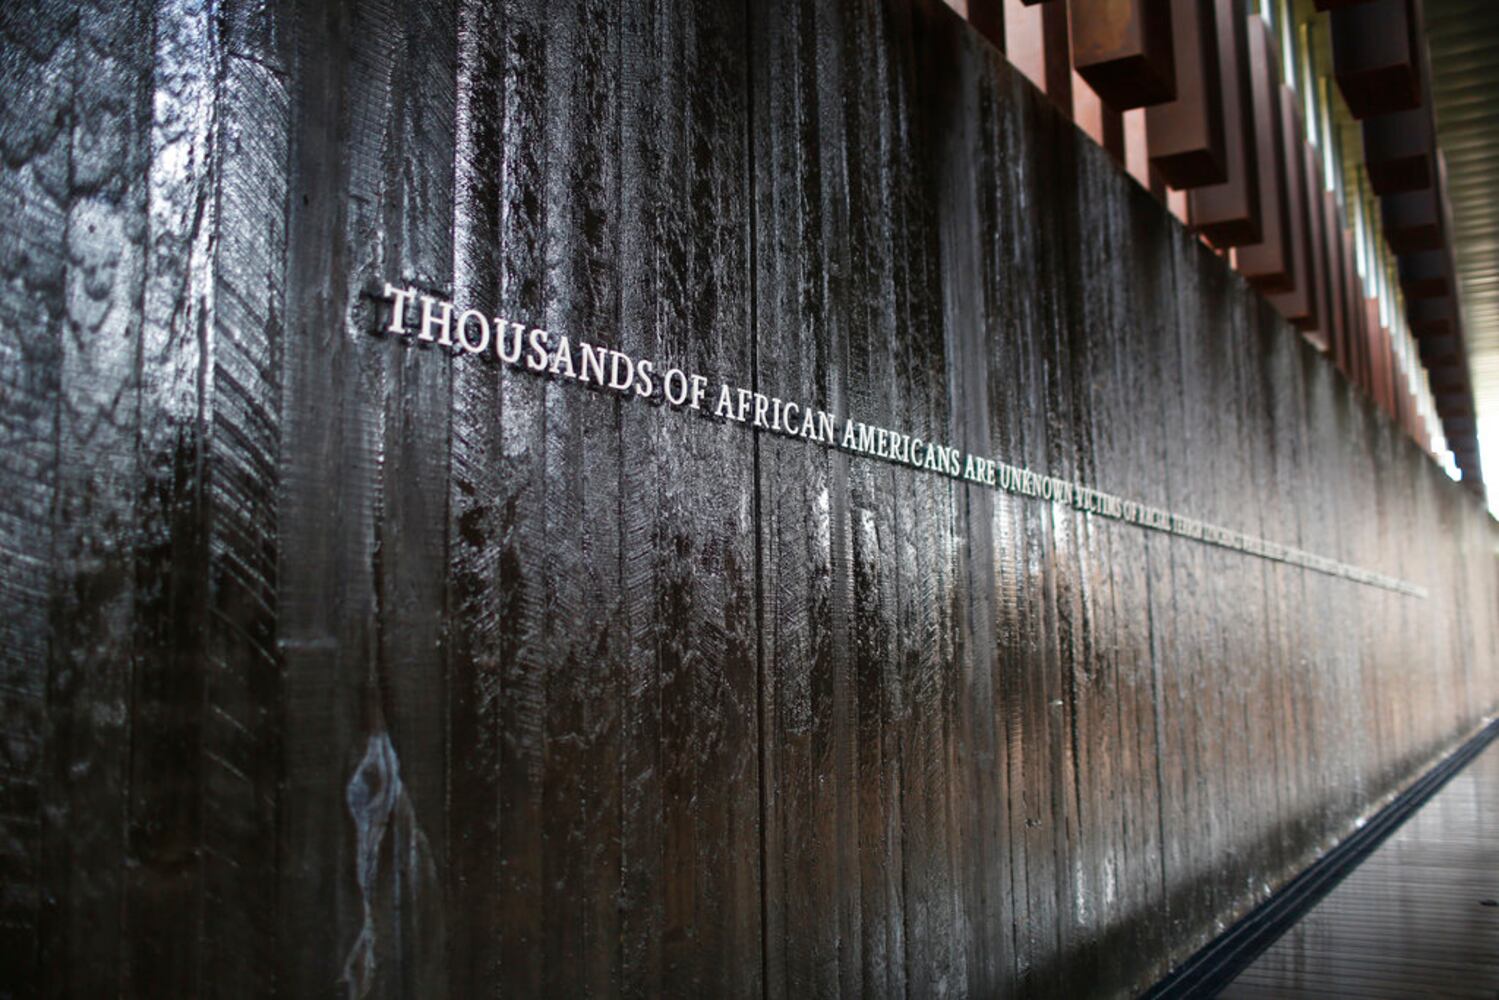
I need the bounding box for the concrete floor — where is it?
[1221,735,1499,999]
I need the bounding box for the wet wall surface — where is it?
[1,0,1496,996]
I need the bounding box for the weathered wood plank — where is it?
[894,5,969,986]
[992,58,1071,998]
[615,3,761,995]
[39,2,152,992]
[527,5,623,990]
[0,0,73,985]
[372,3,457,991]
[921,10,1017,994]
[278,0,404,993]
[443,1,506,993]
[124,0,217,991]
[198,2,289,990]
[751,1,870,993]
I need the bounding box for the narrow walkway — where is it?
[1220,737,1499,998]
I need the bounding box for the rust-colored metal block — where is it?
[1331,0,1423,117]
[1232,17,1292,290]
[1445,416,1478,438]
[1146,0,1225,186]
[968,0,1006,49]
[1418,332,1462,366]
[1398,249,1451,299]
[1364,297,1390,414]
[1408,296,1455,337]
[1437,394,1473,418]
[1189,0,1261,246]
[1337,226,1364,380]
[1381,187,1442,252]
[1267,94,1318,330]
[1323,191,1348,359]
[1304,145,1331,345]
[1285,139,1329,345]
[1362,107,1432,194]
[1068,0,1176,108]
[1124,107,1169,194]
[1337,215,1361,374]
[1431,362,1470,391]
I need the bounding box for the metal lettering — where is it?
[370,285,1428,600]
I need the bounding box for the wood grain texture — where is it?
[1,0,1496,997]
[42,2,153,992]
[0,0,72,987]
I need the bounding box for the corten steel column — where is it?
[1124,108,1167,196]
[1324,192,1352,368]
[1400,249,1451,300]
[1068,0,1177,107]
[967,0,1006,48]
[1234,17,1294,291]
[1363,108,1433,194]
[1300,141,1332,350]
[1382,187,1442,252]
[1331,0,1424,117]
[1188,0,1263,247]
[1145,0,1226,186]
[1265,88,1319,330]
[1356,233,1375,394]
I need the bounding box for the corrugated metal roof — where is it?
[1424,0,1499,508]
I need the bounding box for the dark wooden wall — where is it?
[2,0,1496,996]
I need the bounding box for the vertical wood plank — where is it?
[41,2,152,992]
[278,0,403,992]
[752,0,869,992]
[616,2,761,993]
[374,2,458,989]
[199,3,290,992]
[921,8,1017,993]
[895,18,969,990]
[0,1,73,983]
[444,1,504,993]
[1190,0,1263,247]
[125,0,217,991]
[1234,17,1294,291]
